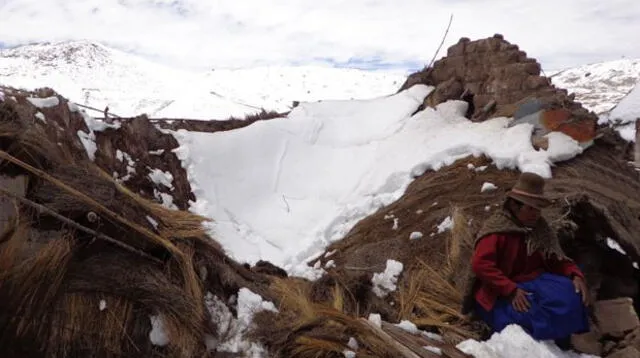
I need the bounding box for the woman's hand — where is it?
[573,276,590,305]
[511,288,531,312]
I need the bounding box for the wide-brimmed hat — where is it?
[506,172,552,209]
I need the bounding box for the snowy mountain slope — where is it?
[602,79,640,142]
[0,41,407,119]
[550,59,640,114]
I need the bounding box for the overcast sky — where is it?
[1,0,639,72]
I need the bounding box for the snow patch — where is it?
[148,168,174,189]
[544,132,584,162]
[424,346,442,355]
[372,259,403,298]
[368,313,382,328]
[457,324,594,358]
[27,96,59,108]
[149,315,169,346]
[115,150,136,182]
[423,332,444,342]
[392,217,399,230]
[606,237,627,255]
[409,231,424,240]
[77,130,97,161]
[343,350,356,358]
[154,190,178,210]
[77,112,120,161]
[325,260,336,268]
[437,216,454,233]
[99,299,107,311]
[34,112,46,122]
[481,182,498,192]
[395,320,419,334]
[347,337,359,351]
[204,289,277,356]
[146,215,159,230]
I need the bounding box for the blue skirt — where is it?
[476,273,590,341]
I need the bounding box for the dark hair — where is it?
[504,197,523,212]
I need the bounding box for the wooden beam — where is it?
[0,187,162,264]
[359,318,423,358]
[381,321,473,358]
[379,321,443,358]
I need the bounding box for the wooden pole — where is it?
[379,321,442,358]
[381,321,473,358]
[0,149,183,258]
[359,318,423,358]
[0,187,162,264]
[635,119,640,167]
[427,14,454,70]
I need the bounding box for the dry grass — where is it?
[396,207,482,343]
[252,278,406,357]
[0,95,223,357]
[227,108,283,122]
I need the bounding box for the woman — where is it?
[471,172,590,343]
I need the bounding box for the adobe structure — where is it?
[400,34,597,144]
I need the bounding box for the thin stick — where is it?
[0,149,183,258]
[427,14,454,69]
[0,187,161,264]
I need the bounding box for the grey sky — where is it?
[1,0,639,72]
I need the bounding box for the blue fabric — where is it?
[476,273,589,341]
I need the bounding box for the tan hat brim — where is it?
[506,191,552,210]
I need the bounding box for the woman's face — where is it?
[515,202,541,227]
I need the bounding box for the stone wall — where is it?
[399,35,597,142]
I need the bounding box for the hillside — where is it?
[0,41,407,119]
[550,59,640,115]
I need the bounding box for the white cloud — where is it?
[1,0,639,71]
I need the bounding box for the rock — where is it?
[251,260,288,278]
[426,78,464,107]
[594,298,640,335]
[571,331,603,356]
[523,76,550,90]
[607,346,640,358]
[447,42,466,57]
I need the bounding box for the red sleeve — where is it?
[472,234,518,297]
[545,255,584,279]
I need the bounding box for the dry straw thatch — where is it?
[0,95,270,357]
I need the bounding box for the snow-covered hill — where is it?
[0,41,407,119]
[3,40,640,122]
[550,59,640,115]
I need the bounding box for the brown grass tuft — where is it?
[252,278,409,357]
[396,207,481,342]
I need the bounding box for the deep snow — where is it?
[171,85,584,280]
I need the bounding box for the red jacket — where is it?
[472,233,584,311]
